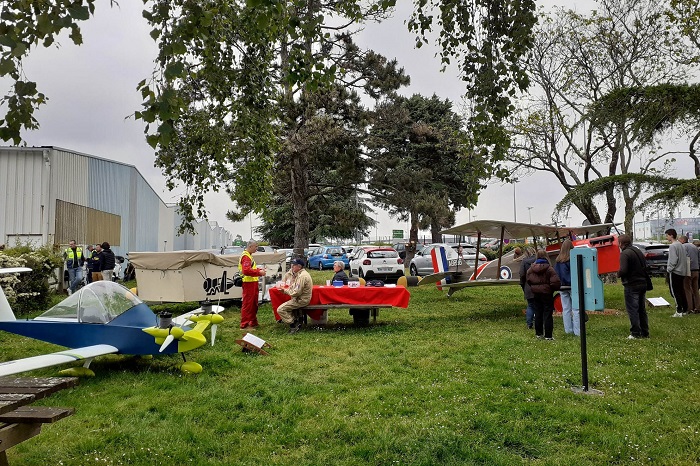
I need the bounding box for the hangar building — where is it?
[0,146,233,258]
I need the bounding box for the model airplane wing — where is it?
[440,219,615,241]
[443,278,520,288]
[172,304,225,326]
[419,271,469,286]
[0,344,118,377]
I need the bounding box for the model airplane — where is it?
[419,219,619,297]
[0,268,224,376]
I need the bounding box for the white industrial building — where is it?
[0,146,233,257]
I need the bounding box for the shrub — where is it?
[0,244,63,316]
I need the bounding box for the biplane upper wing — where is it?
[440,220,615,240]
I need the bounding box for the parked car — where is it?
[392,241,423,261]
[634,242,669,276]
[349,246,404,282]
[277,248,294,269]
[256,245,279,253]
[219,246,245,255]
[307,246,350,270]
[450,244,488,263]
[409,243,479,276]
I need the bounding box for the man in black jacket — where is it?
[100,242,116,282]
[617,234,650,339]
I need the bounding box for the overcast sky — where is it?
[5,1,693,242]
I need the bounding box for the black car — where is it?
[634,242,669,276]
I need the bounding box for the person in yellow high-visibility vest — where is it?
[63,239,85,295]
[238,240,266,329]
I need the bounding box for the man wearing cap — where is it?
[238,240,267,329]
[277,257,313,334]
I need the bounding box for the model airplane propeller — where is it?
[0,268,224,376]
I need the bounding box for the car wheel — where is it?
[410,264,418,276]
[318,262,323,271]
[359,268,365,279]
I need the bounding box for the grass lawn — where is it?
[2,273,700,465]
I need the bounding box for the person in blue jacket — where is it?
[555,239,580,336]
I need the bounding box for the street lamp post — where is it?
[527,206,533,224]
[513,180,517,222]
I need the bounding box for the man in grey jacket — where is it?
[666,229,688,317]
[680,236,700,313]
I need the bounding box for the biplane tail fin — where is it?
[430,246,452,289]
[0,268,31,321]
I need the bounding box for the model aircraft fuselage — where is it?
[0,274,223,376]
[0,303,173,355]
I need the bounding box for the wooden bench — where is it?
[0,377,77,466]
[301,304,395,325]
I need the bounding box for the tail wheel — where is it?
[410,264,418,276]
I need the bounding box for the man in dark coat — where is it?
[617,234,650,339]
[100,242,116,282]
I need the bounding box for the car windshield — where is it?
[368,250,398,259]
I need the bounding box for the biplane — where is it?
[419,220,619,297]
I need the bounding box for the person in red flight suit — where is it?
[238,240,266,329]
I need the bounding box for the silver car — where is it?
[409,243,486,276]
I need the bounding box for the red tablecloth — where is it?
[270,285,410,320]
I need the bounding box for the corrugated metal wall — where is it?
[54,200,121,246]
[0,146,232,254]
[0,148,49,246]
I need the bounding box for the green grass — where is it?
[4,274,700,465]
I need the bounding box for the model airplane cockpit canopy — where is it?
[37,281,142,324]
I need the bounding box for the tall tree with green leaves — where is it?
[507,0,686,234]
[256,83,378,247]
[367,94,483,251]
[1,0,540,246]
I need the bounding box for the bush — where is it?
[0,244,63,317]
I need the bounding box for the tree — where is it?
[408,0,537,177]
[256,84,377,247]
[145,1,408,256]
[367,94,484,253]
[507,0,687,234]
[1,0,540,246]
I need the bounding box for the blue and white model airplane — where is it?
[0,268,224,376]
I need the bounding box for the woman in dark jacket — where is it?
[518,247,537,329]
[526,249,561,340]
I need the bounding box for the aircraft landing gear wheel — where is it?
[410,264,418,276]
[180,361,203,374]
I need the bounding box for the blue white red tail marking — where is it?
[431,247,452,289]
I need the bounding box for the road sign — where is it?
[392,230,403,239]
